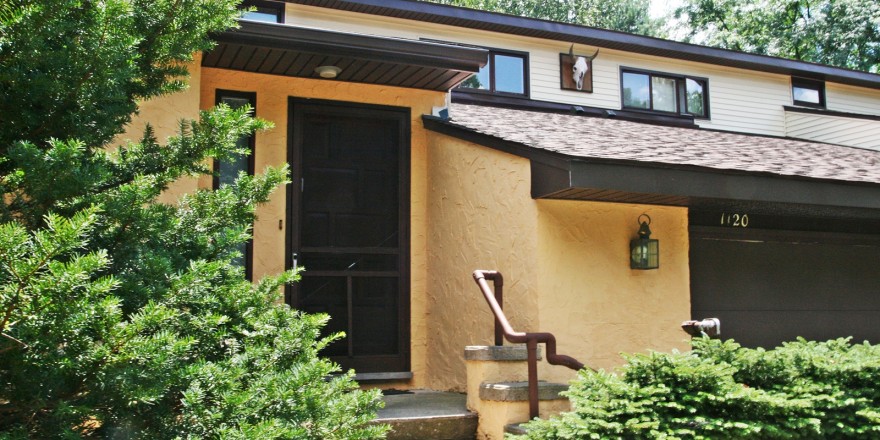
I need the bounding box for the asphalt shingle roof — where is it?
[444,103,880,185]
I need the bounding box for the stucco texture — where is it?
[113,56,203,204]
[426,134,541,391]
[536,200,691,382]
[427,133,691,390]
[199,67,447,389]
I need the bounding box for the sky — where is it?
[649,0,683,18]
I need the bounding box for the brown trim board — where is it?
[212,21,487,73]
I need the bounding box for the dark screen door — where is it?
[288,100,410,373]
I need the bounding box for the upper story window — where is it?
[459,49,529,96]
[791,77,825,108]
[240,0,284,23]
[621,68,709,118]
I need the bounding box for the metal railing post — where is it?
[526,338,539,419]
[493,273,504,346]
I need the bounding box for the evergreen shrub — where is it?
[0,1,386,437]
[515,337,880,439]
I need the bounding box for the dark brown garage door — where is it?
[690,227,880,348]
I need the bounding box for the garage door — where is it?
[690,226,880,348]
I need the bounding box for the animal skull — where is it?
[569,45,599,91]
[572,56,588,90]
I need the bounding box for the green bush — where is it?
[514,337,880,439]
[0,1,386,438]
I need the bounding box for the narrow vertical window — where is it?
[651,76,678,113]
[215,90,256,280]
[685,78,706,118]
[622,72,650,109]
[493,54,525,94]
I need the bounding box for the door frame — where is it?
[285,97,411,373]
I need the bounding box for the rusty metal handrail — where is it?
[472,270,584,419]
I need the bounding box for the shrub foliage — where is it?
[0,0,384,438]
[516,337,880,439]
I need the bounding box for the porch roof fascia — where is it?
[288,0,880,91]
[204,20,488,91]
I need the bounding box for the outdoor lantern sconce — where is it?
[630,214,659,270]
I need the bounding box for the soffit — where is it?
[423,103,880,216]
[203,20,487,91]
[287,0,880,90]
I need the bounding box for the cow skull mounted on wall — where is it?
[568,44,599,91]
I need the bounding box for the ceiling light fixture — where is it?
[314,65,342,79]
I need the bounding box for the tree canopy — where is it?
[675,0,880,73]
[426,0,666,37]
[0,0,384,438]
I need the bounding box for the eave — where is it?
[288,0,880,90]
[423,113,880,223]
[204,20,488,91]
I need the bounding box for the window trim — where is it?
[240,0,285,23]
[619,67,710,119]
[791,77,826,109]
[214,89,257,281]
[459,48,529,98]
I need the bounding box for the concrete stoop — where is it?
[374,390,477,440]
[465,345,571,439]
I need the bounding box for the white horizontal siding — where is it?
[284,4,879,139]
[826,83,880,116]
[785,111,880,151]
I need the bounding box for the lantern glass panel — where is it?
[630,238,659,270]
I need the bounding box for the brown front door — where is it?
[287,99,410,374]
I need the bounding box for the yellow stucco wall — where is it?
[426,133,542,391]
[427,133,691,390]
[199,67,447,389]
[536,200,692,383]
[113,56,203,204]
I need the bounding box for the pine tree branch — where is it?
[0,332,28,353]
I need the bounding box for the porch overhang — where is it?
[423,103,880,223]
[203,20,488,91]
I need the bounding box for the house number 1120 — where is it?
[720,213,749,227]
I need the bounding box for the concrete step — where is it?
[479,381,568,402]
[464,344,542,362]
[504,423,527,435]
[374,390,477,440]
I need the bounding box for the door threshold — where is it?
[354,371,414,382]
